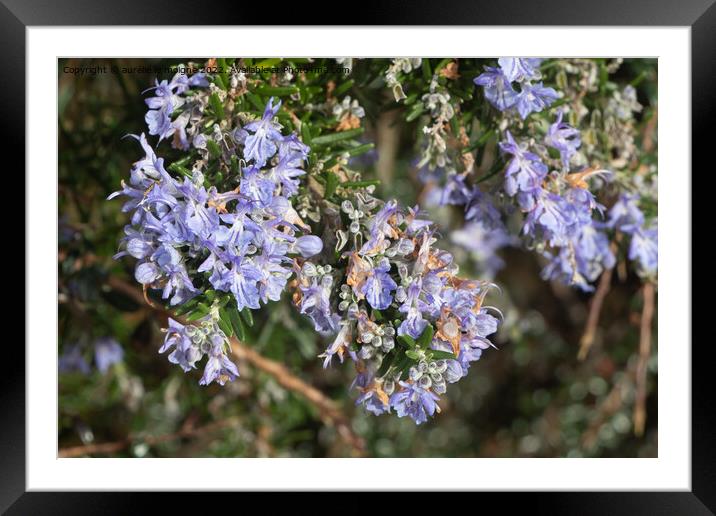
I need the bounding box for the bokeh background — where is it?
[58,57,657,458]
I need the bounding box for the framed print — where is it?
[6,0,710,512]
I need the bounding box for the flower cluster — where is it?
[474,58,559,120]
[112,66,502,422]
[111,80,322,385]
[472,59,657,286]
[418,58,637,291]
[417,59,563,282]
[500,115,615,291]
[302,198,501,424]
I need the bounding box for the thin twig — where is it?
[578,266,614,361]
[230,338,364,454]
[633,282,656,437]
[100,277,365,455]
[59,417,241,458]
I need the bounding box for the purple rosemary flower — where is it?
[474,66,518,111]
[608,193,645,234]
[455,335,491,375]
[522,189,576,246]
[629,225,658,275]
[225,257,262,311]
[542,224,616,291]
[396,277,429,339]
[499,131,549,197]
[361,258,398,310]
[298,267,340,334]
[270,151,306,197]
[242,97,283,167]
[199,333,240,386]
[360,199,399,256]
[155,245,200,306]
[514,82,559,120]
[114,86,340,389]
[254,242,292,304]
[389,381,440,425]
[145,104,175,142]
[240,165,276,207]
[171,71,209,93]
[354,371,391,415]
[545,110,581,170]
[497,57,543,82]
[565,186,604,226]
[127,133,161,186]
[574,224,616,273]
[94,337,124,374]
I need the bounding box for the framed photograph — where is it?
[8,0,708,511]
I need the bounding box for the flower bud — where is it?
[434,360,448,374]
[135,262,160,284]
[418,375,432,389]
[301,262,318,277]
[394,287,407,303]
[359,346,374,359]
[294,235,323,257]
[397,238,415,255]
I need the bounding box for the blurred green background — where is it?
[58,58,657,458]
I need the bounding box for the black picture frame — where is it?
[6,0,709,512]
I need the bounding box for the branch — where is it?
[578,265,614,361]
[102,276,365,455]
[633,281,656,437]
[59,417,241,458]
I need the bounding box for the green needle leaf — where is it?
[311,127,365,146]
[209,92,225,119]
